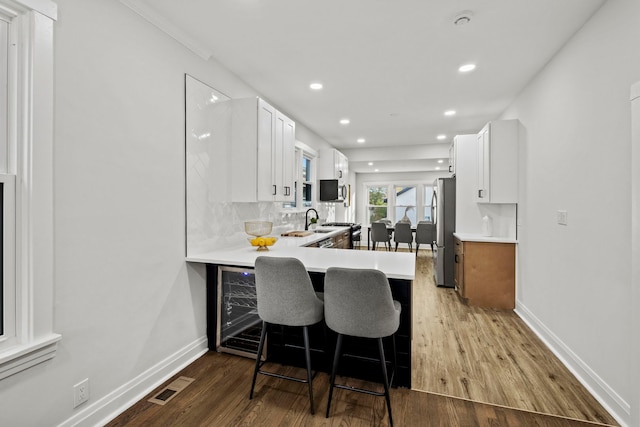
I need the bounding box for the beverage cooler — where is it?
[216,266,263,359]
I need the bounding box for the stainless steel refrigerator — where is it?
[432,177,456,287]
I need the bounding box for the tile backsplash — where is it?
[187,201,335,255]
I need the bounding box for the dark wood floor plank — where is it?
[106,352,616,427]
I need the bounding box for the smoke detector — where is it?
[453,11,473,26]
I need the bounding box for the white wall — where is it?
[0,0,331,425]
[631,81,640,427]
[502,0,639,424]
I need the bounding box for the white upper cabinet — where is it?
[476,119,519,204]
[318,148,348,183]
[449,139,457,175]
[231,97,295,202]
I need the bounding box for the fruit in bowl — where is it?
[244,221,276,251]
[248,236,278,251]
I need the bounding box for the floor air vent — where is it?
[148,376,195,406]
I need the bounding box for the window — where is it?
[395,186,416,224]
[0,1,59,380]
[422,185,434,222]
[0,18,7,337]
[364,182,434,226]
[301,155,313,208]
[283,143,316,209]
[367,186,388,223]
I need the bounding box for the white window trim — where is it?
[0,0,59,381]
[282,141,317,211]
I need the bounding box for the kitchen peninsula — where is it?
[186,226,416,387]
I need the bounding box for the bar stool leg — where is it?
[378,337,393,427]
[303,326,315,414]
[250,321,268,399]
[326,333,344,418]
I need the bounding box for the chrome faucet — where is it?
[305,208,319,230]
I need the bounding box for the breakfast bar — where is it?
[187,229,416,388]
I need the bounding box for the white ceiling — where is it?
[125,0,605,173]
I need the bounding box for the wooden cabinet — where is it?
[318,148,348,184]
[230,97,295,202]
[332,229,351,249]
[454,237,515,310]
[476,120,519,204]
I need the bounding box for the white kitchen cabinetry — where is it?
[318,148,348,183]
[476,119,519,203]
[230,97,295,202]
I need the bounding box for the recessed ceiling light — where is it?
[444,110,456,116]
[339,118,350,125]
[437,134,446,140]
[357,138,366,144]
[435,167,441,170]
[374,169,379,172]
[438,159,444,164]
[368,162,374,166]
[459,64,476,73]
[309,82,323,90]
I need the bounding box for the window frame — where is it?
[283,141,317,211]
[365,184,390,226]
[0,0,60,381]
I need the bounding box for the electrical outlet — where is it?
[557,210,568,226]
[73,378,90,408]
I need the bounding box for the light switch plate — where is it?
[557,210,568,225]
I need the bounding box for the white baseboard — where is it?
[515,302,630,427]
[58,336,209,427]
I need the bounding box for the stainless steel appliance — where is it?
[432,177,456,287]
[216,266,262,359]
[321,222,362,249]
[319,179,347,202]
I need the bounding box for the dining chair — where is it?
[371,222,392,251]
[415,221,435,254]
[393,222,413,252]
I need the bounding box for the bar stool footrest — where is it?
[257,367,318,384]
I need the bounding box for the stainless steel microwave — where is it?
[319,179,346,202]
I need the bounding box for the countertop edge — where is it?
[453,233,518,244]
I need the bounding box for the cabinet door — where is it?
[476,124,490,202]
[257,99,276,201]
[280,113,295,202]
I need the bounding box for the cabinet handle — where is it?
[272,185,277,196]
[478,189,483,198]
[284,186,290,196]
[338,170,342,179]
[449,165,452,173]
[455,254,459,263]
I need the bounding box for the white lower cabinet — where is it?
[231,97,295,202]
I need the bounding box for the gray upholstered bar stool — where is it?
[393,221,413,252]
[249,256,324,414]
[324,267,401,427]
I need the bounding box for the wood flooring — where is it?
[410,249,618,425]
[107,247,619,426]
[106,352,612,427]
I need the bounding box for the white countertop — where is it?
[187,226,416,280]
[453,233,518,244]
